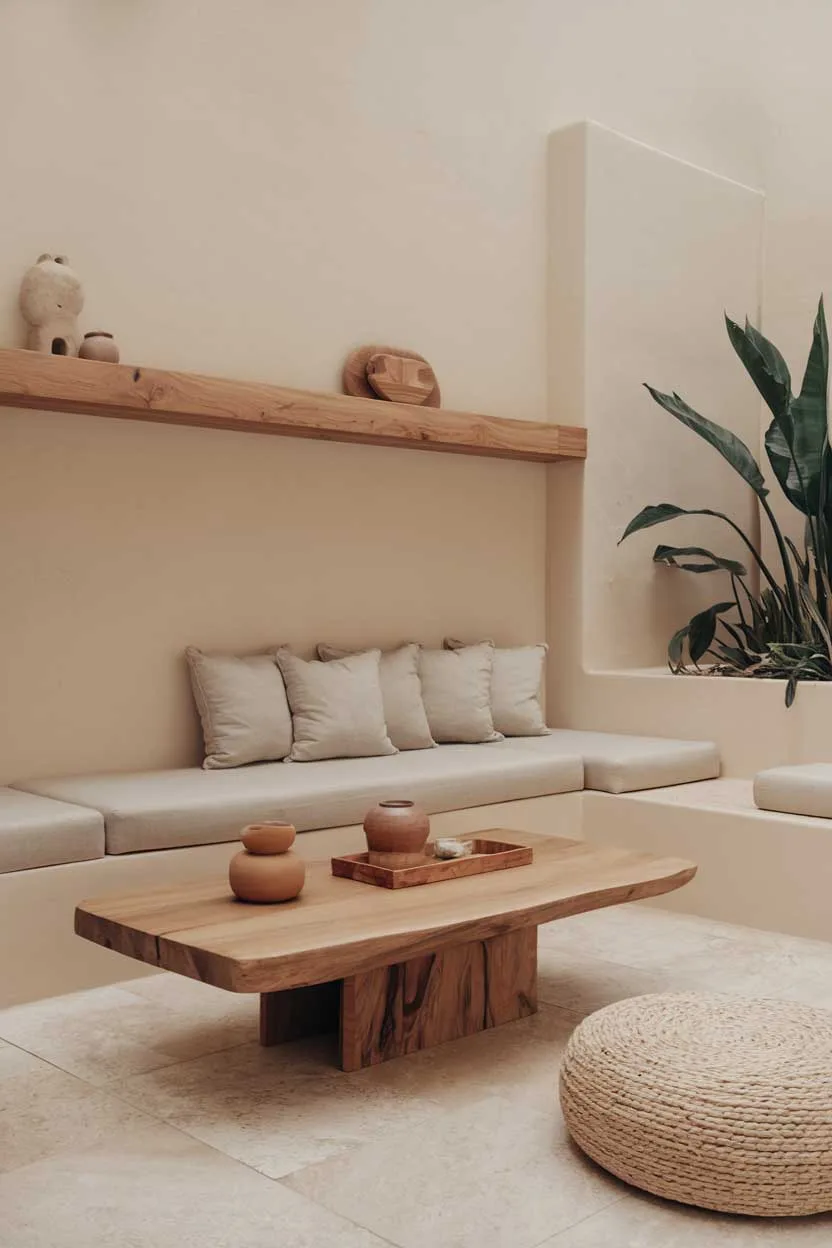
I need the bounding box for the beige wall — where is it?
[0,411,545,780]
[2,3,832,781]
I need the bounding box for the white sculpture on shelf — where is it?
[19,253,84,356]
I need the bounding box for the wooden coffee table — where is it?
[75,831,695,1071]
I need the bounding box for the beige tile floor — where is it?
[2,904,832,1247]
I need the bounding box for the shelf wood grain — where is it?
[0,348,586,463]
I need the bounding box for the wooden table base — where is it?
[259,927,538,1071]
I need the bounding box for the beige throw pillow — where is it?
[418,642,502,744]
[185,647,293,769]
[445,638,549,736]
[316,642,435,751]
[276,648,397,762]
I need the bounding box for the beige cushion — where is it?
[491,730,719,793]
[15,743,584,854]
[445,638,548,736]
[186,647,292,769]
[754,764,832,819]
[0,787,104,873]
[317,643,435,751]
[419,643,502,744]
[277,648,397,762]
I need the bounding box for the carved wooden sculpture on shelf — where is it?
[343,344,440,407]
[19,254,84,357]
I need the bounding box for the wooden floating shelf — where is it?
[0,348,586,464]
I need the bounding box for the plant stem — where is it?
[758,494,801,622]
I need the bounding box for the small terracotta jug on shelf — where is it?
[363,799,430,867]
[229,821,306,903]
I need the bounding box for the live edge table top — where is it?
[75,832,697,995]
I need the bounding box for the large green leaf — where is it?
[666,602,735,670]
[619,503,689,541]
[653,544,747,576]
[711,640,755,669]
[667,622,689,672]
[644,386,768,496]
[725,315,791,419]
[764,298,829,515]
[687,601,736,663]
[620,503,751,543]
[619,501,786,600]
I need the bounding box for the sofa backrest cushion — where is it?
[277,648,397,762]
[445,638,549,737]
[186,647,293,769]
[418,643,503,745]
[316,642,435,752]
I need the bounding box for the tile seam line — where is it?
[0,1032,256,1090]
[274,1172,401,1248]
[527,1189,630,1246]
[101,1075,392,1215]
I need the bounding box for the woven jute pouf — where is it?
[559,992,832,1217]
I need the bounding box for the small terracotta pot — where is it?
[363,799,429,867]
[229,847,306,903]
[241,821,296,855]
[79,330,120,363]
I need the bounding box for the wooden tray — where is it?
[331,838,533,889]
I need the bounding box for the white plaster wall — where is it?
[550,123,764,672]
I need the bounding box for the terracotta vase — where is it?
[241,821,297,854]
[229,821,306,903]
[363,799,430,867]
[79,331,120,363]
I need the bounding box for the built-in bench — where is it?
[2,729,719,872]
[12,744,583,860]
[583,774,832,945]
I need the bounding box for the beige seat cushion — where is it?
[316,643,435,751]
[754,764,832,819]
[419,643,502,744]
[491,730,719,793]
[186,647,292,768]
[14,743,584,855]
[445,638,548,736]
[277,648,397,762]
[0,788,104,874]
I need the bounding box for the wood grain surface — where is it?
[75,832,696,994]
[366,352,437,405]
[259,981,340,1046]
[0,348,585,462]
[341,343,441,407]
[340,927,537,1071]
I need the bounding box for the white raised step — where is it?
[583,779,832,943]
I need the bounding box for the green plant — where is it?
[620,298,832,706]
